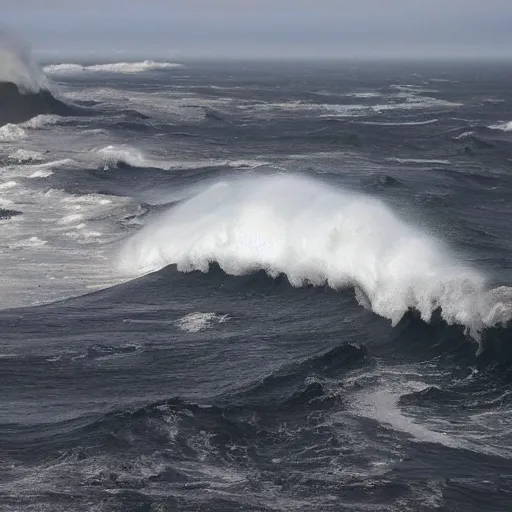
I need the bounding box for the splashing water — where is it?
[119,174,512,335]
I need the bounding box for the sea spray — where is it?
[119,174,512,334]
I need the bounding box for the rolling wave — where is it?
[44,61,184,75]
[0,112,66,141]
[119,175,512,340]
[0,81,81,126]
[489,121,512,132]
[0,38,82,125]
[96,145,174,170]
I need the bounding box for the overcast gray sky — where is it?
[3,0,512,60]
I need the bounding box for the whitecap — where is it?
[489,121,512,132]
[175,312,229,333]
[44,61,183,75]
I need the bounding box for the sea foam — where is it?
[489,121,512,132]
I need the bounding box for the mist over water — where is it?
[0,37,48,92]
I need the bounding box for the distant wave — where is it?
[488,121,512,132]
[96,145,175,170]
[175,312,229,333]
[44,61,184,75]
[359,119,439,126]
[119,175,512,342]
[387,158,451,165]
[95,144,266,172]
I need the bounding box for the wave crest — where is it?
[44,61,183,75]
[119,175,512,335]
[0,38,48,92]
[489,121,512,132]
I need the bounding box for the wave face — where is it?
[119,174,512,335]
[0,41,80,125]
[0,81,78,126]
[43,60,183,75]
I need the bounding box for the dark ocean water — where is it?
[1,59,512,511]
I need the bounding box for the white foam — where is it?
[373,96,461,113]
[175,312,229,333]
[360,119,439,126]
[10,236,47,248]
[351,387,462,449]
[388,158,450,165]
[58,213,84,225]
[119,175,512,336]
[8,149,43,163]
[96,145,176,170]
[0,114,61,142]
[0,123,26,141]
[489,121,512,132]
[44,61,183,75]
[390,84,439,94]
[347,366,512,457]
[483,98,505,104]
[42,63,83,75]
[0,180,18,190]
[29,169,54,178]
[239,101,367,118]
[21,114,62,129]
[60,192,112,206]
[27,159,75,178]
[454,131,474,140]
[347,92,381,98]
[97,145,151,168]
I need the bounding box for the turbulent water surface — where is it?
[1,56,512,512]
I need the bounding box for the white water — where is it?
[0,123,26,141]
[44,61,183,75]
[96,145,173,170]
[119,174,512,334]
[489,121,512,132]
[175,312,229,333]
[0,114,62,140]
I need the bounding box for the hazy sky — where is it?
[3,0,512,60]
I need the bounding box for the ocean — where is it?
[1,55,512,511]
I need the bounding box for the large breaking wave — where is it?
[119,174,512,337]
[0,38,79,125]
